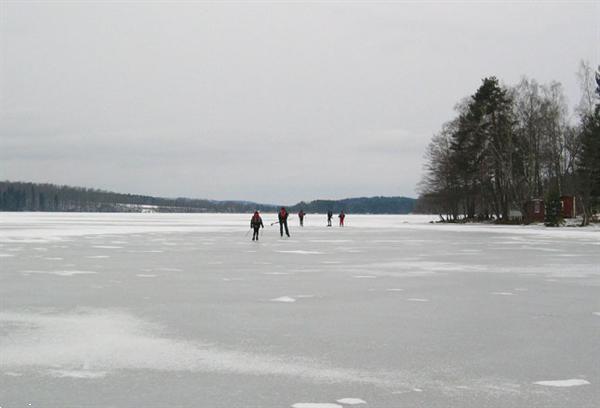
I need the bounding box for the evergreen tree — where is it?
[544,187,563,227]
[449,77,515,221]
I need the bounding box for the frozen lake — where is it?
[1,213,599,407]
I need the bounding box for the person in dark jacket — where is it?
[298,210,306,227]
[278,207,290,237]
[250,211,264,241]
[338,211,346,227]
[327,210,333,227]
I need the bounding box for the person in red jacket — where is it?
[278,207,290,237]
[338,210,346,227]
[298,210,306,227]
[250,211,264,241]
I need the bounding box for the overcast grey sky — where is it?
[1,1,598,204]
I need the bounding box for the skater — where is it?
[250,211,264,241]
[339,210,345,227]
[298,210,306,227]
[278,207,290,237]
[327,210,333,227]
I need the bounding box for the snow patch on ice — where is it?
[386,288,404,292]
[354,275,376,279]
[277,250,324,255]
[136,274,157,278]
[43,257,63,261]
[270,296,296,303]
[87,255,110,259]
[0,238,53,244]
[593,312,600,317]
[336,398,366,405]
[491,292,515,296]
[292,404,342,408]
[92,245,122,249]
[47,369,108,379]
[0,253,15,257]
[0,310,404,386]
[534,379,590,387]
[356,260,481,277]
[310,239,353,243]
[407,298,429,302]
[22,270,96,277]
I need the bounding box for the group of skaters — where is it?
[249,207,346,241]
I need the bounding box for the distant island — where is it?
[0,181,416,214]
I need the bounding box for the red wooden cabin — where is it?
[560,196,576,218]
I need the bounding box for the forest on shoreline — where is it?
[0,181,416,215]
[417,62,600,226]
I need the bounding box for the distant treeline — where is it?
[417,63,600,225]
[289,196,415,214]
[0,181,276,213]
[0,181,416,214]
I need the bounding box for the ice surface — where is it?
[1,213,598,407]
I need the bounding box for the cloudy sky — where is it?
[1,1,598,204]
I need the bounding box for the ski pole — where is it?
[245,228,252,237]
